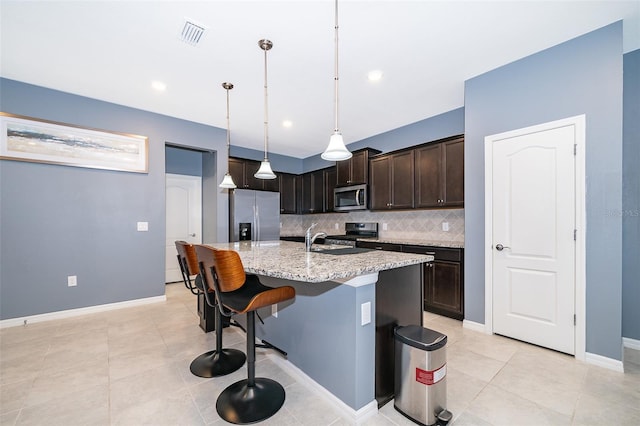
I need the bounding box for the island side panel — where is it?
[375,264,423,406]
[254,275,377,411]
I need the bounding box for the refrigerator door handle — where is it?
[255,203,260,242]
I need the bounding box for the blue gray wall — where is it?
[165,146,203,176]
[0,78,230,319]
[622,49,640,341]
[464,22,624,360]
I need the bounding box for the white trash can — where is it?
[394,325,452,425]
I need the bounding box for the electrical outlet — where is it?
[361,302,371,326]
[137,221,148,232]
[67,275,77,287]
[442,222,449,232]
[334,223,339,230]
[272,304,278,318]
[382,223,388,231]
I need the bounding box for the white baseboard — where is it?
[462,319,487,333]
[267,353,378,424]
[623,337,640,351]
[0,295,166,329]
[585,351,624,373]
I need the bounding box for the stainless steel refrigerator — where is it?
[229,189,280,242]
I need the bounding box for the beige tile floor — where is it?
[1,282,639,426]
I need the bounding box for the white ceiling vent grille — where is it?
[180,19,206,46]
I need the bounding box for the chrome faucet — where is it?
[305,223,327,252]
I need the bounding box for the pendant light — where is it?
[321,0,352,162]
[254,39,277,179]
[219,82,237,189]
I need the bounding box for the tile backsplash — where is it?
[280,209,464,243]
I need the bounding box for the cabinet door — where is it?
[390,150,414,209]
[369,156,391,210]
[228,157,247,189]
[443,138,464,206]
[324,167,337,212]
[262,173,280,192]
[301,170,324,214]
[244,160,264,190]
[279,173,298,214]
[336,159,351,186]
[426,260,463,319]
[414,144,442,208]
[350,150,369,185]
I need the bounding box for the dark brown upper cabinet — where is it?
[336,148,381,187]
[369,150,415,210]
[228,157,279,192]
[414,136,464,208]
[301,169,325,214]
[279,172,300,214]
[324,167,337,212]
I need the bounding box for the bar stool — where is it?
[195,245,295,424]
[175,241,246,378]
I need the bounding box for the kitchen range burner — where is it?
[325,222,378,247]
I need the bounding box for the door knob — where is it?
[495,244,510,251]
[189,233,196,237]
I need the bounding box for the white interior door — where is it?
[166,174,202,283]
[489,124,576,355]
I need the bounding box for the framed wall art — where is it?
[0,112,148,173]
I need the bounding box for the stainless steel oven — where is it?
[334,184,368,211]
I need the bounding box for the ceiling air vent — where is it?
[180,19,206,46]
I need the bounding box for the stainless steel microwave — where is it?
[334,184,368,211]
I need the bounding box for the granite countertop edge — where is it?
[204,241,433,283]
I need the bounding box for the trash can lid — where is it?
[394,325,447,351]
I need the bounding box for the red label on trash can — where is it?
[416,364,446,386]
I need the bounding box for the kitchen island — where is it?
[202,240,433,421]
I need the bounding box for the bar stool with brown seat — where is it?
[195,245,296,424]
[175,241,246,378]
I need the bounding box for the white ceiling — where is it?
[1,1,638,158]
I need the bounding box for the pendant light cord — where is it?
[334,0,340,133]
[226,86,231,158]
[263,45,269,160]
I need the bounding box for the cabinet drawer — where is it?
[356,241,403,252]
[402,245,462,262]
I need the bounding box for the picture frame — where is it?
[0,112,148,173]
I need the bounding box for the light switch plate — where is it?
[137,221,149,231]
[442,222,449,232]
[67,275,77,287]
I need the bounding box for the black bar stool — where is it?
[175,241,246,378]
[195,245,296,424]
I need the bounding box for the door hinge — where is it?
[574,229,577,241]
[574,144,577,155]
[574,314,576,326]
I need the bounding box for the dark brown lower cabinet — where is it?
[399,245,464,320]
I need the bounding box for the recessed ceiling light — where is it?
[367,70,383,82]
[282,120,293,128]
[151,81,167,92]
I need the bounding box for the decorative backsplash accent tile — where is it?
[281,209,464,243]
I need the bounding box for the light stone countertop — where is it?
[203,240,433,283]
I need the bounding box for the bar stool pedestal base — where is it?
[216,378,285,424]
[189,349,246,378]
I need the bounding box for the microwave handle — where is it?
[355,189,361,206]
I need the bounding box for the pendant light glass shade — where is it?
[219,82,237,189]
[254,159,276,179]
[321,0,352,162]
[219,173,236,189]
[254,39,277,180]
